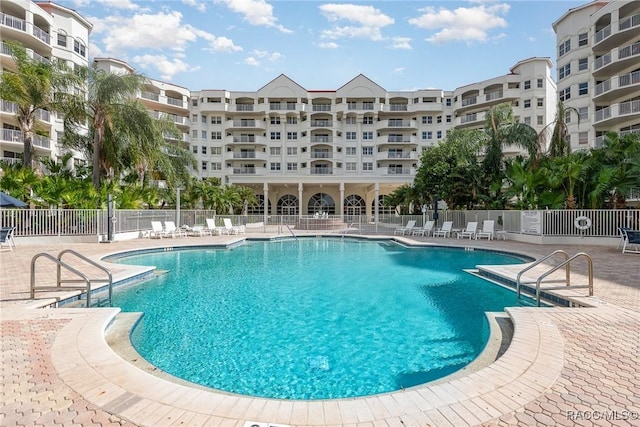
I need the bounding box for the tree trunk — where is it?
[23,133,35,169]
[92,129,103,189]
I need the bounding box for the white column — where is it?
[298,183,304,218]
[339,182,345,221]
[263,182,269,223]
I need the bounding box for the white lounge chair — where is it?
[149,221,165,239]
[223,218,245,235]
[476,220,495,240]
[0,227,16,251]
[188,224,212,236]
[412,220,435,236]
[433,221,453,238]
[205,218,223,235]
[394,220,416,235]
[622,229,640,254]
[457,222,478,239]
[164,221,187,238]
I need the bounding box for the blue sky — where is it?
[58,0,588,91]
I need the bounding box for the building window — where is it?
[211,116,222,124]
[201,146,207,155]
[578,32,588,47]
[192,145,198,153]
[287,117,297,124]
[579,82,588,96]
[524,80,531,90]
[537,98,544,107]
[436,115,442,124]
[346,162,356,171]
[446,98,452,107]
[436,131,442,139]
[346,116,357,125]
[270,147,281,155]
[57,33,67,47]
[211,147,221,155]
[537,115,544,126]
[362,132,373,140]
[578,57,588,71]
[192,114,197,122]
[191,130,198,138]
[211,131,221,140]
[579,107,588,121]
[578,132,589,144]
[422,131,432,140]
[192,99,198,107]
[346,147,356,155]
[564,110,571,123]
[287,147,297,155]
[270,116,281,125]
[559,39,571,56]
[524,99,531,108]
[346,132,356,140]
[287,132,298,140]
[362,147,373,156]
[422,116,433,125]
[363,116,374,125]
[446,115,452,123]
[271,162,281,171]
[362,162,373,171]
[559,87,571,101]
[73,40,86,57]
[201,131,206,139]
[559,63,571,80]
[270,132,281,140]
[286,162,298,171]
[201,115,207,123]
[211,162,221,170]
[524,117,531,125]
[201,161,207,171]
[537,79,543,88]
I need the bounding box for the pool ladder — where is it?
[516,250,593,306]
[30,249,113,307]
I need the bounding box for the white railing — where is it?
[1,13,26,31]
[1,129,51,148]
[2,209,639,240]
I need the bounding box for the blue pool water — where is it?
[112,238,529,400]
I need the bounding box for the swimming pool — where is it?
[112,238,530,400]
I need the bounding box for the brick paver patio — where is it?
[1,234,639,426]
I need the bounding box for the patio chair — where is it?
[476,220,496,240]
[164,221,187,238]
[394,220,416,235]
[457,222,478,239]
[149,221,166,239]
[0,227,16,251]
[621,230,640,254]
[412,220,435,237]
[187,224,212,237]
[617,227,631,249]
[433,221,453,238]
[223,218,245,235]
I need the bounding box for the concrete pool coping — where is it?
[2,234,640,426]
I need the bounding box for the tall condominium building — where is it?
[553,0,640,150]
[0,0,92,167]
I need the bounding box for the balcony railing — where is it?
[594,52,612,71]
[386,152,412,159]
[312,104,331,112]
[232,136,256,143]
[236,104,254,111]
[385,168,412,175]
[347,103,374,110]
[594,24,611,45]
[387,136,411,143]
[595,129,640,148]
[232,119,257,127]
[1,13,27,31]
[2,129,50,149]
[166,97,183,107]
[269,103,297,110]
[310,136,332,143]
[595,100,640,123]
[485,91,503,101]
[310,168,333,175]
[619,12,640,32]
[233,167,256,174]
[618,41,640,61]
[311,152,332,159]
[141,91,160,101]
[32,26,50,44]
[461,97,477,107]
[595,70,640,96]
[386,120,413,127]
[389,104,408,111]
[1,100,50,122]
[232,152,256,159]
[461,113,478,124]
[310,120,332,127]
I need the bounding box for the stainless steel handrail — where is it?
[58,249,113,306]
[31,253,93,307]
[516,250,569,300]
[534,252,593,306]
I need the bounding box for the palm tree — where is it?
[482,103,539,190]
[539,101,580,158]
[0,41,84,169]
[63,66,194,189]
[235,186,258,216]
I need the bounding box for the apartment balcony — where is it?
[593,41,640,77]
[594,70,640,102]
[379,104,409,113]
[375,151,417,161]
[230,166,267,175]
[1,129,51,149]
[594,12,640,52]
[310,120,333,128]
[594,100,640,127]
[139,91,188,112]
[594,129,640,148]
[310,167,333,175]
[309,136,333,144]
[309,151,333,160]
[268,102,301,112]
[225,119,266,130]
[376,135,417,146]
[1,13,51,47]
[336,102,377,113]
[456,111,487,128]
[376,120,417,130]
[150,111,189,127]
[225,151,268,161]
[1,100,51,123]
[311,104,332,112]
[225,135,267,145]
[381,167,414,176]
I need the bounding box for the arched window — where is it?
[372,195,396,216]
[344,195,365,215]
[277,195,298,215]
[247,195,271,215]
[308,193,335,214]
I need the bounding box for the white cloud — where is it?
[408,2,510,44]
[89,11,241,55]
[182,0,207,13]
[392,67,405,75]
[215,0,292,33]
[132,54,198,80]
[391,37,412,50]
[244,57,260,66]
[318,42,338,49]
[319,4,394,41]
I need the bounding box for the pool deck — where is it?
[1,234,639,426]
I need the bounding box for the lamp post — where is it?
[433,195,439,228]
